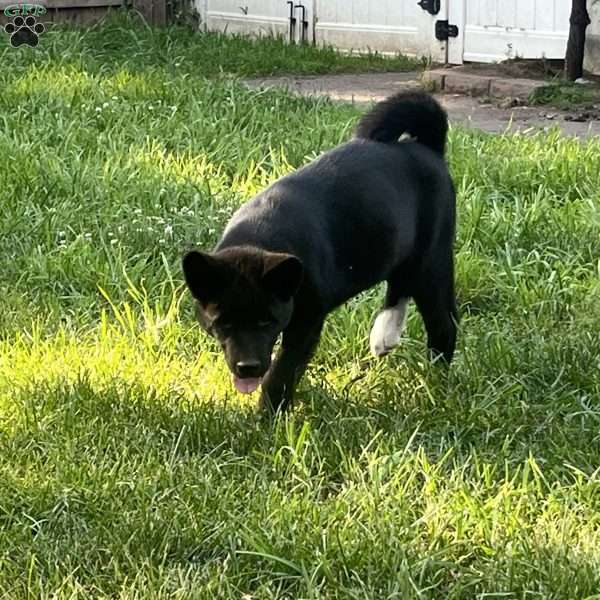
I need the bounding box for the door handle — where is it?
[294,3,307,43]
[286,0,296,42]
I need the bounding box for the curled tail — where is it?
[355,91,448,156]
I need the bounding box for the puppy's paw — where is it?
[370,313,401,356]
[369,301,408,357]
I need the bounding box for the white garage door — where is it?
[448,0,569,63]
[314,0,447,61]
[194,0,570,66]
[195,0,447,61]
[197,0,290,38]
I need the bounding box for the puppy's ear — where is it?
[182,250,226,304]
[262,253,303,301]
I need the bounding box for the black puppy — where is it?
[183,91,457,412]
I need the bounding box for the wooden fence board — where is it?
[1,0,168,25]
[132,0,167,26]
[45,0,124,8]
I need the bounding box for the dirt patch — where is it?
[456,58,564,80]
[453,58,600,85]
[244,72,600,138]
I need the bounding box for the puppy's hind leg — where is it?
[413,260,458,364]
[370,277,410,357]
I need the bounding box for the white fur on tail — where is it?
[369,299,409,357]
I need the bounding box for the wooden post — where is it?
[565,0,591,80]
[132,0,167,25]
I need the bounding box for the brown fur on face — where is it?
[182,246,303,380]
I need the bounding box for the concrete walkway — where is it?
[244,72,600,138]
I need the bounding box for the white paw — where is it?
[369,300,408,357]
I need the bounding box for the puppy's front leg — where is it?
[259,318,324,414]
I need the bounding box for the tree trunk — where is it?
[565,0,591,81]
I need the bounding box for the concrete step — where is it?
[424,69,547,100]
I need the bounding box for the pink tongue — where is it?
[233,377,261,394]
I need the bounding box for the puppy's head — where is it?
[182,246,303,394]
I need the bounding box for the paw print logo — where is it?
[4,15,45,47]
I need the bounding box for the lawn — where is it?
[529,81,600,109]
[1,15,600,600]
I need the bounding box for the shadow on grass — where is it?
[3,374,600,598]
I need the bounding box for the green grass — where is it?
[529,81,600,108]
[8,10,421,77]
[1,19,600,600]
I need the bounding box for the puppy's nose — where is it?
[236,360,262,378]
